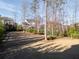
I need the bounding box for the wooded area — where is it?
[20,0,79,40]
[0,0,79,42]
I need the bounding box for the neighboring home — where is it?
[2,17,15,25]
[26,19,36,27]
[22,19,42,31]
[22,19,36,29]
[22,21,30,30]
[1,16,17,31]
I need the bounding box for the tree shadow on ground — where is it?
[0,33,44,59]
[4,37,44,48]
[4,32,44,48]
[3,44,79,59]
[1,32,79,59]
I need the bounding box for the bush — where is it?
[0,20,4,43]
[67,27,79,39]
[47,36,57,40]
[71,31,79,39]
[27,27,37,34]
[63,30,68,37]
[5,24,17,32]
[39,28,44,35]
[17,24,23,31]
[67,27,75,36]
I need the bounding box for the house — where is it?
[2,17,15,25]
[1,16,17,31]
[22,19,36,29]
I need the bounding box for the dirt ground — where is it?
[0,32,79,59]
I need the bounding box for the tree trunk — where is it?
[44,0,48,40]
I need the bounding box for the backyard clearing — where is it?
[0,32,79,59]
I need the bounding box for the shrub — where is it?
[71,31,79,39]
[47,36,57,40]
[5,24,17,31]
[67,27,79,39]
[17,24,23,31]
[67,27,75,36]
[39,28,44,35]
[0,20,4,43]
[27,27,37,34]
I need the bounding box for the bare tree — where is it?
[42,0,49,40]
[21,0,28,31]
[42,0,65,40]
[74,0,77,25]
[48,0,65,36]
[31,0,40,33]
[21,0,28,20]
